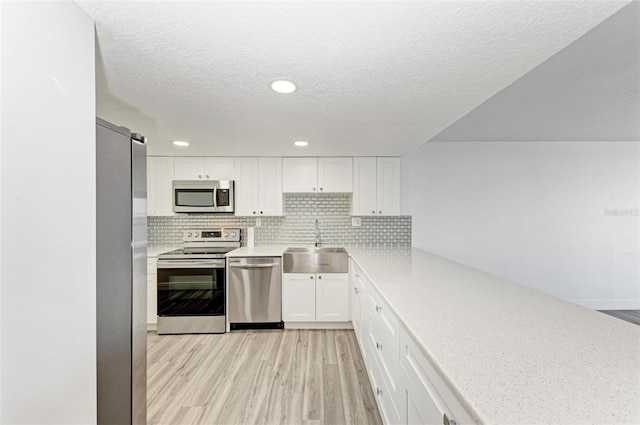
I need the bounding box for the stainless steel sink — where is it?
[283,247,348,273]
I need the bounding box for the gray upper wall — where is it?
[430,0,640,143]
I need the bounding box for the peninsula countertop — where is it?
[345,246,640,425]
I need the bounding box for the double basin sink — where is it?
[283,247,348,273]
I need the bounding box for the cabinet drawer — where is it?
[399,327,476,425]
[366,329,404,425]
[368,285,400,356]
[367,318,405,423]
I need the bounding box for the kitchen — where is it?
[1,1,639,425]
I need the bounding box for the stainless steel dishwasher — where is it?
[227,257,282,328]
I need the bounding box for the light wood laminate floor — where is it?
[147,329,383,425]
[599,310,640,326]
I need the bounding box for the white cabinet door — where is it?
[147,156,174,216]
[317,157,353,192]
[350,269,361,327]
[406,384,444,425]
[204,157,235,180]
[376,157,401,215]
[353,157,378,216]
[282,157,318,192]
[174,157,205,180]
[234,157,282,216]
[316,273,349,322]
[282,274,316,322]
[258,157,282,215]
[234,157,260,216]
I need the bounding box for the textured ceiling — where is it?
[432,1,640,142]
[77,1,630,156]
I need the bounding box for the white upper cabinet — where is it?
[174,157,204,180]
[283,157,352,192]
[317,157,353,192]
[282,157,318,192]
[353,157,401,216]
[376,157,401,215]
[204,157,235,180]
[147,156,174,216]
[353,157,378,216]
[174,157,234,180]
[234,157,282,216]
[258,157,283,215]
[234,157,260,216]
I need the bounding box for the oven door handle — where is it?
[228,263,280,268]
[157,260,225,269]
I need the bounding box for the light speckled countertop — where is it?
[148,246,179,257]
[346,246,640,425]
[225,245,289,257]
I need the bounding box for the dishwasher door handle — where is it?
[228,263,280,268]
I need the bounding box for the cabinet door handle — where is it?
[376,342,382,350]
[372,210,375,214]
[354,288,359,294]
[355,273,360,278]
[320,187,323,191]
[376,388,382,397]
[376,305,382,313]
[206,175,210,179]
[260,211,263,214]
[198,174,203,179]
[309,276,314,279]
[253,211,256,215]
[318,275,322,279]
[313,187,316,191]
[379,210,382,214]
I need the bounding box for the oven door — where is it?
[156,259,225,317]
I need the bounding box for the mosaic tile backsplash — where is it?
[148,193,411,247]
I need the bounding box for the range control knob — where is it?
[232,232,236,237]
[194,232,199,237]
[187,232,192,237]
[224,232,229,237]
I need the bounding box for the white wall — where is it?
[402,141,640,309]
[1,2,96,423]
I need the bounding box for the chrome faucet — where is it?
[315,219,321,247]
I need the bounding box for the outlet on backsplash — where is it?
[352,217,362,227]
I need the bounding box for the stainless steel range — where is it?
[156,228,240,334]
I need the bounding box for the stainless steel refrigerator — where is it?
[96,117,147,425]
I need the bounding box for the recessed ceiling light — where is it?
[271,80,297,94]
[293,140,308,147]
[173,140,189,147]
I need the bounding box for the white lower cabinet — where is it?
[147,257,158,326]
[282,273,349,323]
[282,273,316,322]
[351,258,476,425]
[316,274,349,321]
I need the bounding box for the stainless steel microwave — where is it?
[172,180,235,213]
